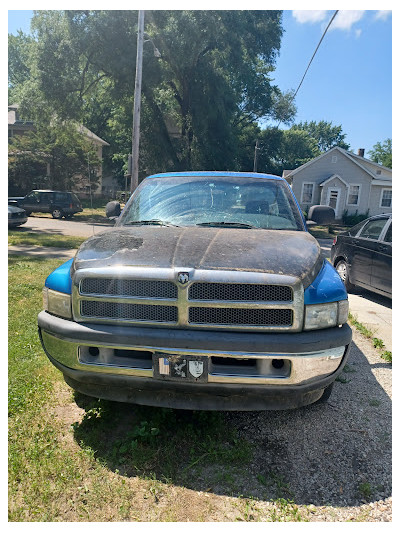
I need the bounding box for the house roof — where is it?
[8,104,109,146]
[284,146,391,182]
[318,174,349,187]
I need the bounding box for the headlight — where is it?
[42,288,72,319]
[337,300,349,325]
[304,300,349,330]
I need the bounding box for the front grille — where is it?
[74,271,302,331]
[189,282,293,302]
[81,301,178,322]
[189,307,293,326]
[80,278,177,299]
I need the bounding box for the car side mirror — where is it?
[106,201,121,219]
[307,205,335,226]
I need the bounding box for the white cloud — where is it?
[330,11,365,31]
[292,10,329,24]
[375,10,391,21]
[355,29,362,39]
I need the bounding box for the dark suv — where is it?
[12,190,83,219]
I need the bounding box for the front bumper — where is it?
[38,311,352,410]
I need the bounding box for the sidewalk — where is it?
[348,291,392,351]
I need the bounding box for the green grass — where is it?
[9,255,260,521]
[8,230,86,249]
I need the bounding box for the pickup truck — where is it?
[38,172,351,410]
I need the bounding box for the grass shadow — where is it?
[71,339,391,507]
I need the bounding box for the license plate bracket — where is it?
[153,354,208,383]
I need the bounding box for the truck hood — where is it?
[73,226,322,286]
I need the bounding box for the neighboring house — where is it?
[284,147,392,220]
[8,104,109,197]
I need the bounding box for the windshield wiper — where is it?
[124,219,178,227]
[196,221,256,229]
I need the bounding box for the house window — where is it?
[331,156,337,163]
[301,183,314,204]
[380,189,392,208]
[347,185,361,206]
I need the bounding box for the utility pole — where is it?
[253,139,260,172]
[130,10,145,193]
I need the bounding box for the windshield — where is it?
[119,176,305,231]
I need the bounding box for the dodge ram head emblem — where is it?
[177,272,189,285]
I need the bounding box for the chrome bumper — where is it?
[40,329,347,386]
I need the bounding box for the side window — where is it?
[349,220,368,236]
[39,193,48,203]
[26,192,40,203]
[383,223,392,243]
[358,218,388,240]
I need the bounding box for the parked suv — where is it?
[11,190,83,219]
[38,172,351,411]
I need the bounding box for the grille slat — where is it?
[76,276,298,329]
[189,283,293,302]
[81,301,178,323]
[189,307,293,326]
[80,278,177,299]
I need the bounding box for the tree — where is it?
[13,10,293,177]
[255,128,319,175]
[8,121,100,195]
[290,120,350,152]
[368,139,392,168]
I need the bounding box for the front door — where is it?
[327,188,341,218]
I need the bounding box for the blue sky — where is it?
[8,8,392,155]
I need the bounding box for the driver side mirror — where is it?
[106,201,121,219]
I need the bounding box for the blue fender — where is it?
[45,259,73,294]
[304,260,347,304]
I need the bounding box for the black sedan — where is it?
[8,205,28,227]
[331,214,391,298]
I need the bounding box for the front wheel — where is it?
[335,259,355,291]
[52,209,63,219]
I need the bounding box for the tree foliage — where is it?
[12,10,296,179]
[8,121,100,195]
[290,120,350,152]
[368,138,392,168]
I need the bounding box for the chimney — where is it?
[358,148,365,157]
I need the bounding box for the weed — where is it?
[335,374,351,384]
[348,313,391,362]
[372,337,385,349]
[269,498,304,522]
[368,398,381,407]
[343,364,356,373]
[358,482,373,500]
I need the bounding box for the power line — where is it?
[277,10,339,128]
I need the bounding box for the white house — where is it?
[284,147,392,220]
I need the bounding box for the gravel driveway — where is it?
[224,326,392,521]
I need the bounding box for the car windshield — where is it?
[119,176,304,231]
